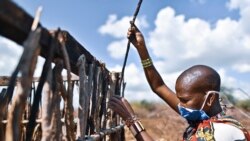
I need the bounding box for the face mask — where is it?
[178,91,220,123]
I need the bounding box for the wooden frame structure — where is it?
[0,1,125,141]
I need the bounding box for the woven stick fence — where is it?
[0,1,125,141]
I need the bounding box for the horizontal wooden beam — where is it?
[0,76,80,86]
[86,125,125,141]
[0,0,108,75]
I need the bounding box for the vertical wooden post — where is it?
[6,28,41,141]
[41,58,64,140]
[0,88,8,140]
[89,61,97,134]
[59,34,75,141]
[41,61,53,141]
[107,72,122,141]
[93,66,102,133]
[100,69,109,140]
[51,59,64,140]
[76,54,89,140]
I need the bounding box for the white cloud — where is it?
[0,36,48,78]
[217,68,237,87]
[107,39,128,59]
[33,57,46,77]
[0,37,23,76]
[99,14,149,60]
[227,0,250,33]
[108,63,148,91]
[149,7,210,61]
[148,6,250,73]
[218,68,250,99]
[98,14,148,39]
[232,63,250,73]
[227,0,250,11]
[98,14,130,39]
[109,63,175,102]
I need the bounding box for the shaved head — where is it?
[176,65,221,94]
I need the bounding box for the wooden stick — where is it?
[94,67,102,133]
[89,61,98,134]
[108,72,122,141]
[41,58,65,141]
[59,33,75,141]
[76,54,90,140]
[6,27,42,141]
[26,29,59,141]
[100,69,109,131]
[41,59,53,141]
[51,59,64,140]
[0,88,8,140]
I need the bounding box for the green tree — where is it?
[221,86,250,111]
[236,99,250,111]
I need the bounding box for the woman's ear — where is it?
[207,93,216,106]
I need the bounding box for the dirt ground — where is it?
[124,103,250,141]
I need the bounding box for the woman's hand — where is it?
[127,23,146,49]
[108,95,135,122]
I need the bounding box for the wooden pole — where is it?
[6,28,41,141]
[76,54,90,140]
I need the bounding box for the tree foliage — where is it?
[221,86,250,111]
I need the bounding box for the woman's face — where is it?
[175,75,208,110]
[176,89,206,110]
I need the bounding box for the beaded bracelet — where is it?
[141,58,153,68]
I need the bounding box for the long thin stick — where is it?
[120,0,143,95]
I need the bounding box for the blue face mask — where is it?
[178,104,210,123]
[178,91,220,123]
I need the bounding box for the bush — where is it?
[236,99,250,111]
[131,100,156,112]
[140,100,156,111]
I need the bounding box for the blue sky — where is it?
[1,0,250,101]
[11,0,240,64]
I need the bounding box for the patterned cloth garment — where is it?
[183,116,250,141]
